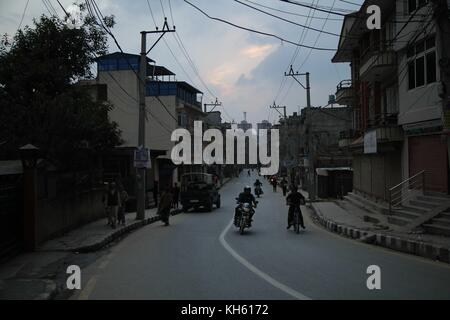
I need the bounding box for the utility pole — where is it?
[270,101,287,120]
[136,18,176,220]
[285,65,315,200]
[204,98,222,113]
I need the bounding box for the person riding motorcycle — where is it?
[253,179,263,197]
[286,185,306,230]
[235,186,258,226]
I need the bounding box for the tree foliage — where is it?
[0,7,122,169]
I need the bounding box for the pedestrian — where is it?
[104,182,121,229]
[118,185,129,226]
[158,188,173,226]
[271,176,277,192]
[280,177,288,196]
[153,181,159,207]
[172,182,180,209]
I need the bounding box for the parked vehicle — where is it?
[180,173,221,212]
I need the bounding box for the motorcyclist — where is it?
[286,185,306,230]
[254,179,263,196]
[235,186,258,226]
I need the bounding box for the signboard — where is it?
[134,147,151,169]
[364,130,377,154]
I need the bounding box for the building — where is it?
[84,52,206,204]
[276,107,353,198]
[332,0,450,203]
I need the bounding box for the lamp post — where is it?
[19,144,40,252]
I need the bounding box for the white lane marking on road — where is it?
[219,220,312,300]
[78,276,97,300]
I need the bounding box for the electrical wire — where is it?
[183,0,337,51]
[242,0,342,21]
[233,0,354,39]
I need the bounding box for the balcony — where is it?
[368,113,398,128]
[335,80,354,106]
[367,113,403,144]
[360,50,396,81]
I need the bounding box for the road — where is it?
[71,172,450,300]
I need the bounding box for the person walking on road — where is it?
[280,177,288,196]
[172,183,180,209]
[118,185,129,226]
[153,181,159,207]
[158,188,173,226]
[104,182,121,229]
[270,176,278,192]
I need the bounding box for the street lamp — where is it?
[19,144,40,252]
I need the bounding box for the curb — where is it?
[309,204,450,264]
[69,209,183,254]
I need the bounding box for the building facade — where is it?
[332,0,450,202]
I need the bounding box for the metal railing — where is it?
[336,79,352,91]
[388,171,426,214]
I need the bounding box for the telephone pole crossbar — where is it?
[204,98,222,113]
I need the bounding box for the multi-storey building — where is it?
[332,0,450,202]
[84,52,206,199]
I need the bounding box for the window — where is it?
[408,0,428,13]
[416,56,425,87]
[426,51,436,84]
[407,35,437,90]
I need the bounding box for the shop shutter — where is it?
[409,135,448,193]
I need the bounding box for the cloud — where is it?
[240,44,273,59]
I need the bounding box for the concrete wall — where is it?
[36,187,105,245]
[97,70,176,153]
[353,150,402,201]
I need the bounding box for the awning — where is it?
[316,167,353,177]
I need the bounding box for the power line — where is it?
[233,0,351,38]
[273,0,316,104]
[9,0,30,49]
[338,0,361,6]
[17,0,30,31]
[159,0,167,18]
[183,0,337,51]
[242,0,342,21]
[55,0,69,17]
[281,0,337,104]
[281,0,428,23]
[146,0,158,28]
[280,0,348,16]
[168,0,175,26]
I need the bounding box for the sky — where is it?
[0,0,362,126]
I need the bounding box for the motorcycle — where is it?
[254,185,263,198]
[235,199,258,235]
[288,199,305,234]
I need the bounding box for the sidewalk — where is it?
[38,208,161,253]
[308,200,450,264]
[0,176,233,300]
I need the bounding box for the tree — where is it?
[0,7,122,169]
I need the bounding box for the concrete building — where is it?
[84,52,205,201]
[332,0,450,203]
[276,108,353,198]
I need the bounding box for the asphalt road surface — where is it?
[71,171,450,300]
